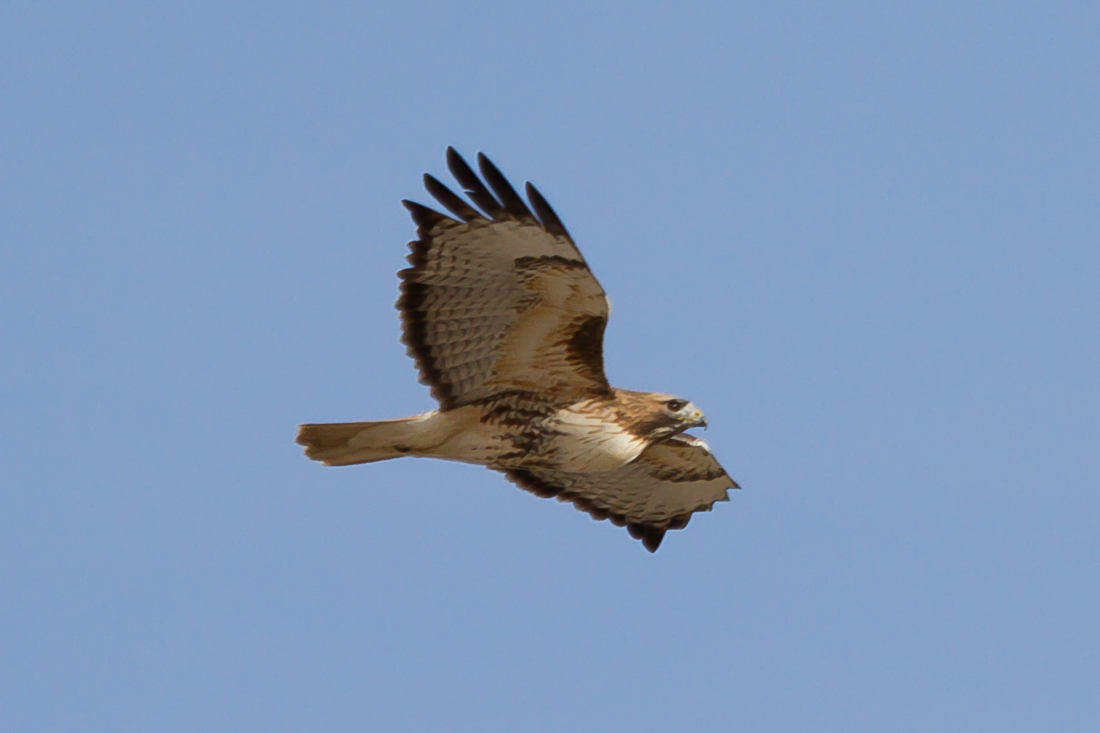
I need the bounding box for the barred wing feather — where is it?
[398,149,612,410]
[503,435,739,552]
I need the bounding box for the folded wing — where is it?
[503,435,739,552]
[399,148,612,410]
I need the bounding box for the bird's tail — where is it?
[296,412,442,466]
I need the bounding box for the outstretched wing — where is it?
[503,435,739,552]
[399,148,612,411]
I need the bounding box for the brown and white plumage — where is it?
[297,148,739,552]
[504,434,734,552]
[399,148,610,408]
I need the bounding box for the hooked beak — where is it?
[690,408,708,430]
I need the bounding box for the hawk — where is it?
[297,148,739,551]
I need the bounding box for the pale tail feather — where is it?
[297,413,440,466]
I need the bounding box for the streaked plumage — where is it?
[297,148,739,551]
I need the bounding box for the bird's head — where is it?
[621,391,708,443]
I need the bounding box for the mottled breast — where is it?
[547,398,649,473]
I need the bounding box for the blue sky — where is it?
[2,1,1098,730]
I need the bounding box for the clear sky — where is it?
[2,2,1098,731]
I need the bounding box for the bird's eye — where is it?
[665,399,687,412]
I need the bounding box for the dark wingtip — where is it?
[401,200,451,230]
[477,152,536,222]
[445,145,467,169]
[423,173,482,221]
[643,531,664,553]
[445,147,504,218]
[439,148,572,240]
[525,181,571,239]
[628,523,666,552]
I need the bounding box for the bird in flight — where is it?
[297,148,739,551]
